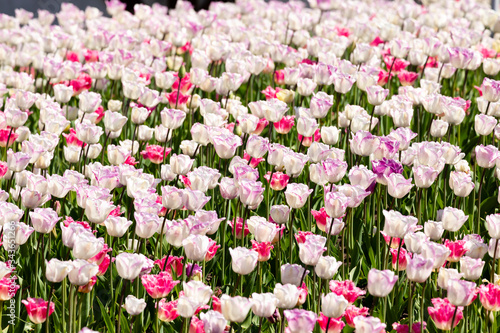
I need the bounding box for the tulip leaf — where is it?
[97,298,115,333]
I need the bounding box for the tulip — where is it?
[22,298,55,324]
[478,284,500,311]
[382,210,418,239]
[475,114,497,136]
[321,293,348,319]
[430,119,449,138]
[0,278,19,301]
[424,221,444,241]
[285,183,313,209]
[486,213,500,238]
[103,216,132,238]
[386,173,413,198]
[170,154,194,175]
[447,279,477,307]
[421,241,451,269]
[321,126,340,145]
[449,171,475,197]
[475,145,499,169]
[251,293,279,318]
[45,258,73,283]
[182,234,210,262]
[324,192,348,218]
[441,207,468,232]
[177,296,200,318]
[157,299,179,322]
[353,316,386,333]
[284,309,317,333]
[29,208,60,234]
[229,247,258,275]
[460,257,485,281]
[123,295,147,316]
[115,253,147,281]
[406,254,434,283]
[72,233,104,260]
[298,234,326,266]
[68,260,99,286]
[315,256,342,280]
[141,272,179,299]
[274,283,301,309]
[367,269,398,297]
[220,295,253,323]
[427,298,463,330]
[437,268,464,290]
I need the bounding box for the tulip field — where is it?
[3,0,500,332]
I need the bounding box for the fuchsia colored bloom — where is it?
[311,208,329,231]
[343,305,369,327]
[251,240,273,261]
[0,161,7,178]
[317,313,345,333]
[243,152,264,168]
[166,91,190,107]
[390,247,410,271]
[22,298,55,324]
[478,284,500,311]
[84,50,99,62]
[253,118,269,135]
[444,240,468,262]
[63,128,84,147]
[384,56,410,73]
[0,128,18,148]
[171,74,193,94]
[70,73,92,95]
[0,278,19,300]
[157,299,179,322]
[229,217,250,239]
[212,295,222,313]
[264,171,290,191]
[66,51,79,62]
[204,239,220,262]
[141,145,171,164]
[262,86,281,100]
[154,256,184,276]
[274,70,285,85]
[329,280,366,304]
[274,115,295,134]
[141,271,180,299]
[295,231,314,244]
[189,316,205,333]
[398,71,419,86]
[392,322,426,333]
[381,231,404,249]
[78,276,97,293]
[298,129,321,148]
[427,298,463,330]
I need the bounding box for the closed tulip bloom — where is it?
[124,295,147,316]
[274,283,301,309]
[165,219,190,247]
[270,205,290,224]
[220,295,253,323]
[251,293,279,318]
[478,284,500,311]
[238,179,264,210]
[284,309,317,333]
[324,192,348,218]
[404,232,429,254]
[486,214,500,238]
[54,84,73,103]
[7,150,30,172]
[262,99,288,123]
[424,221,445,241]
[475,114,497,136]
[141,272,179,299]
[22,298,55,324]
[366,85,389,106]
[247,217,277,243]
[406,254,434,283]
[297,116,318,137]
[412,165,438,189]
[79,91,101,113]
[219,177,239,200]
[200,310,226,333]
[348,165,376,190]
[177,296,200,318]
[321,126,340,145]
[309,92,333,119]
[134,212,160,239]
[421,241,451,269]
[161,108,186,130]
[449,171,475,197]
[430,119,449,138]
[68,260,99,286]
[115,253,147,280]
[246,135,269,159]
[298,235,326,266]
[488,238,500,258]
[285,183,313,209]
[383,210,418,239]
[460,257,485,281]
[350,131,379,157]
[229,247,258,275]
[322,293,348,318]
[182,234,210,262]
[353,316,386,333]
[131,106,150,125]
[315,256,342,280]
[84,198,115,224]
[45,258,73,283]
[183,280,213,306]
[182,189,211,211]
[437,268,464,290]
[480,77,500,102]
[161,186,184,210]
[475,145,499,169]
[386,173,413,199]
[447,279,477,306]
[281,264,309,286]
[103,216,132,238]
[212,134,242,160]
[103,110,127,132]
[72,233,104,260]
[440,207,468,232]
[367,269,398,297]
[29,208,60,234]
[238,114,259,134]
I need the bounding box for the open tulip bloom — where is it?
[2,1,500,333]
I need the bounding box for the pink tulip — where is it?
[427,298,463,330]
[141,272,179,299]
[22,298,55,324]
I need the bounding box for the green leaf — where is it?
[97,298,115,333]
